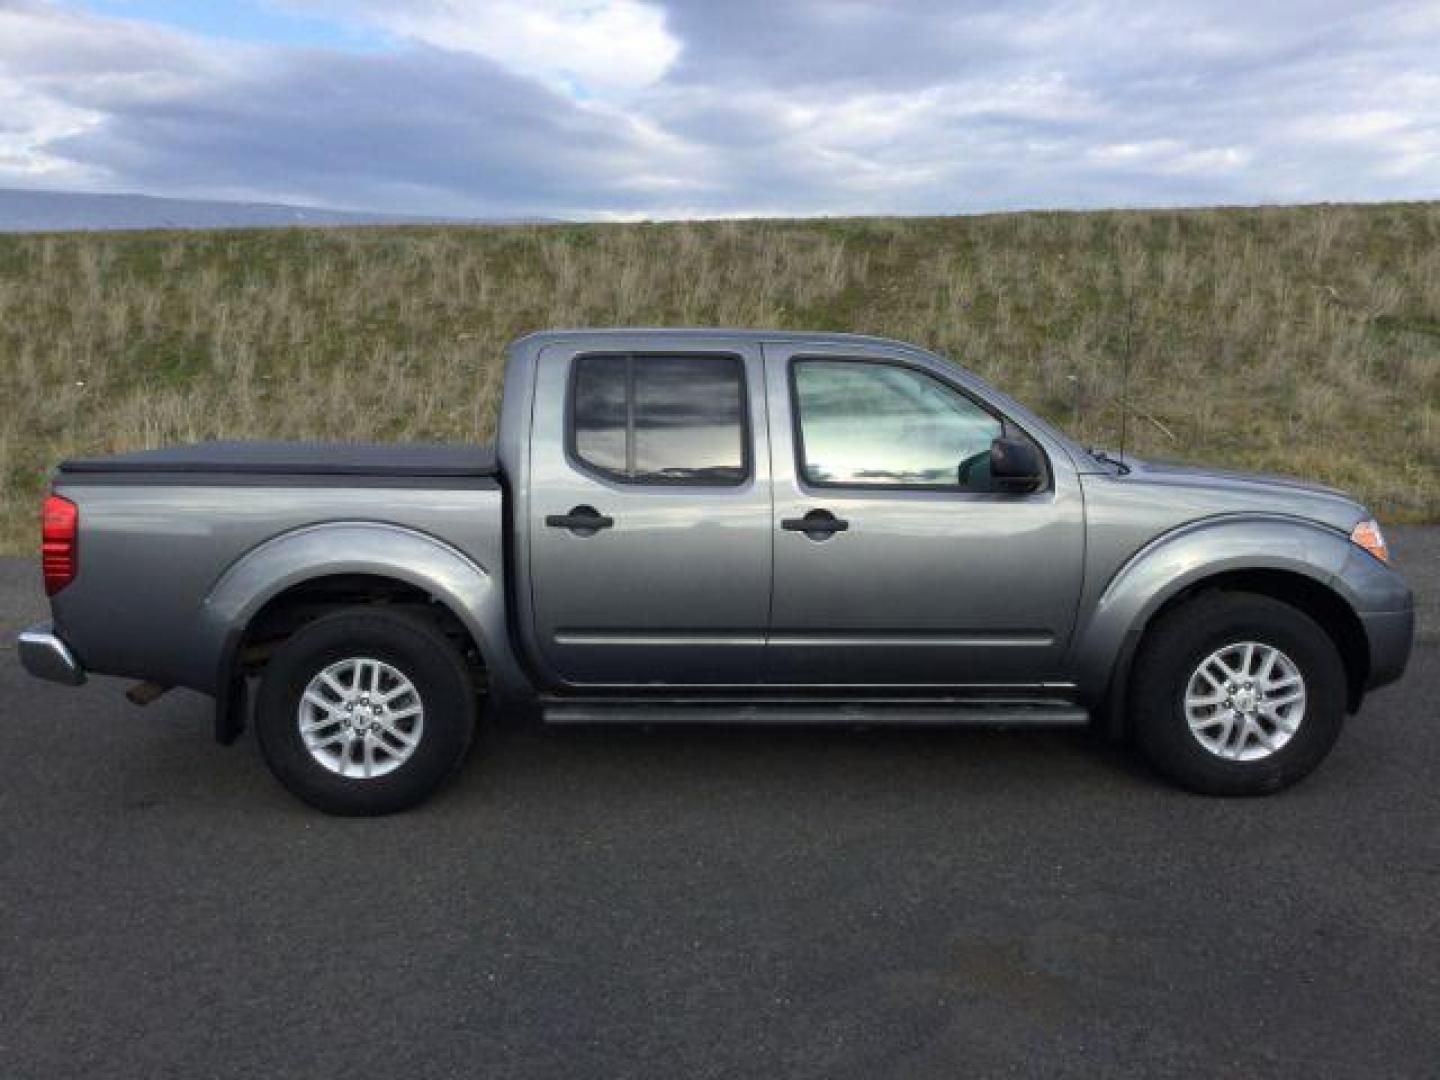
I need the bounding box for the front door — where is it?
[527,341,772,687]
[763,341,1085,689]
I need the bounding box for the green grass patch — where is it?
[2,202,1437,552]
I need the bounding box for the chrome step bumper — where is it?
[17,623,86,686]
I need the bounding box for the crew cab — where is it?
[18,330,1414,814]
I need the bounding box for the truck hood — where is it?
[1126,455,1348,497]
[1095,453,1368,532]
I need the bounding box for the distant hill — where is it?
[0,188,523,232]
[0,201,1436,552]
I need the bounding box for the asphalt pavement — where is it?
[1,529,1436,1079]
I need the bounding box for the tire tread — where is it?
[1130,591,1345,796]
[255,607,476,815]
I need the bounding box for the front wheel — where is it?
[1130,592,1346,796]
[255,608,476,815]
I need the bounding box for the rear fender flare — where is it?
[204,522,529,725]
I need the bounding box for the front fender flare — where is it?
[203,522,529,740]
[1072,515,1356,717]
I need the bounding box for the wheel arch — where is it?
[1074,516,1370,738]
[204,522,528,743]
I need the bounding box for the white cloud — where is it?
[1089,140,1249,175]
[0,73,100,180]
[304,0,682,99]
[0,2,224,185]
[1292,111,1413,143]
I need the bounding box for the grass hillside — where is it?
[2,203,1437,551]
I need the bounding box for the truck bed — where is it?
[59,440,498,478]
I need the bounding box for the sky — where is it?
[1,0,1438,219]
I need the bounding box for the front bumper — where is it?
[17,622,86,686]
[1361,606,1414,691]
[1336,545,1415,693]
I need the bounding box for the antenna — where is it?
[1118,289,1134,466]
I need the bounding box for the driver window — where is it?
[792,360,1003,490]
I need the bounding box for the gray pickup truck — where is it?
[19,329,1413,814]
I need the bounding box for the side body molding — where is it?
[1070,515,1359,707]
[204,522,531,719]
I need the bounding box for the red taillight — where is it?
[42,494,78,595]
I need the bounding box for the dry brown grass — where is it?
[2,203,1437,551]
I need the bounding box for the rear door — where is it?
[762,340,1086,688]
[527,340,772,687]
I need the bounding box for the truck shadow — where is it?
[439,718,1161,814]
[2,666,1164,822]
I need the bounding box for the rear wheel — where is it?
[256,608,476,815]
[1130,592,1346,795]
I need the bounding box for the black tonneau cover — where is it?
[60,440,498,477]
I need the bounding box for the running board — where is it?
[540,700,1090,728]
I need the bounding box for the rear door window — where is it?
[571,354,748,485]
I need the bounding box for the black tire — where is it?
[255,608,476,815]
[1130,592,1346,796]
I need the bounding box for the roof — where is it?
[510,327,935,355]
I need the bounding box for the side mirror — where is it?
[989,436,1043,494]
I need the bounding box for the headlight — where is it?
[1350,518,1390,564]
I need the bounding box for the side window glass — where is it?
[793,360,1004,490]
[572,354,629,476]
[572,354,747,484]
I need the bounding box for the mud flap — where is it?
[214,674,248,745]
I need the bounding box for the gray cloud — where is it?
[1,0,1437,216]
[49,46,673,215]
